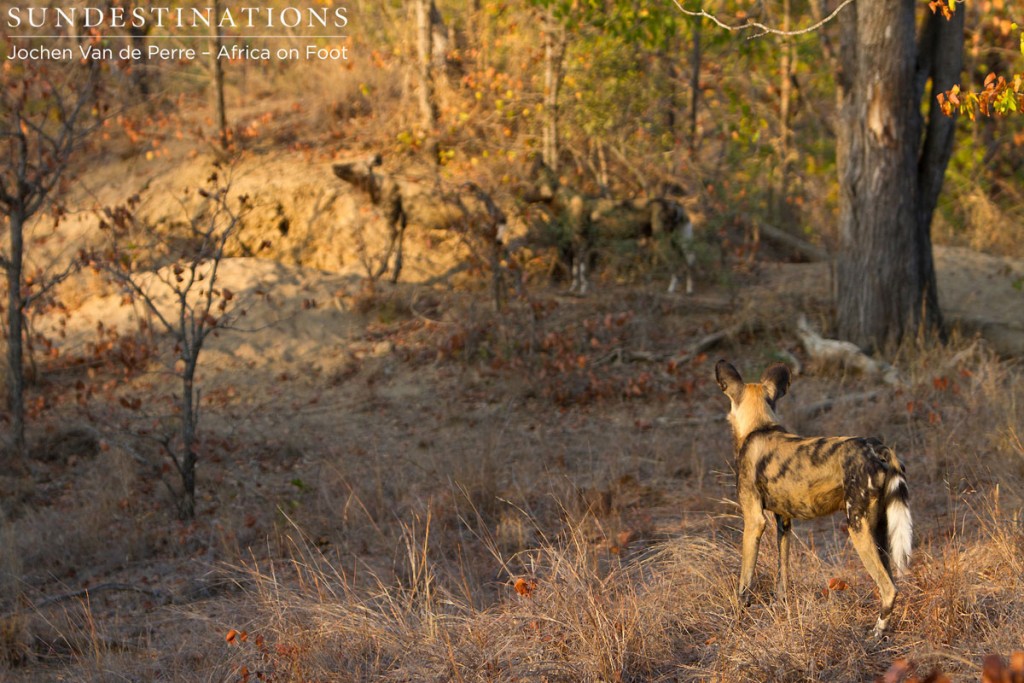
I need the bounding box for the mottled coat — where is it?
[524,159,695,295]
[715,360,912,637]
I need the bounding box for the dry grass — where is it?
[41,329,1024,681]
[212,487,1024,682]
[4,270,1024,683]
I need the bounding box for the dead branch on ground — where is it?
[796,315,902,386]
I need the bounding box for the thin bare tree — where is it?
[1,53,96,460]
[92,168,249,518]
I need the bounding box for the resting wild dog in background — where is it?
[715,360,912,637]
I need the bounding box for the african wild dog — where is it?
[333,155,509,288]
[524,159,695,295]
[715,360,912,638]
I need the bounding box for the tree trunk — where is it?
[542,10,567,172]
[179,361,198,519]
[774,0,794,222]
[662,28,678,134]
[4,210,26,459]
[835,0,955,351]
[471,0,488,76]
[415,0,438,131]
[915,7,964,330]
[689,16,702,153]
[129,22,150,97]
[210,0,228,149]
[429,1,450,79]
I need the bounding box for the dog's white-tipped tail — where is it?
[886,474,913,574]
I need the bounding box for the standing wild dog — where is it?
[714,360,912,638]
[523,159,696,295]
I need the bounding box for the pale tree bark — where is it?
[414,0,444,164]
[542,10,567,171]
[835,0,962,350]
[774,0,795,222]
[211,0,228,149]
[415,0,439,131]
[429,1,450,80]
[471,1,489,75]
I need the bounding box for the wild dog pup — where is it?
[714,360,912,638]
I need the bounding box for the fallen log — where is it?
[796,315,902,386]
[756,221,829,262]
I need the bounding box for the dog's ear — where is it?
[715,360,745,404]
[760,363,791,404]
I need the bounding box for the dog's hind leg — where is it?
[775,513,792,597]
[848,512,898,638]
[570,251,589,295]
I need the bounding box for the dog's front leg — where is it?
[738,505,767,604]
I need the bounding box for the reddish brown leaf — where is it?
[880,658,912,683]
[982,654,1006,683]
[921,669,952,683]
[1010,651,1024,676]
[827,577,849,591]
[513,577,537,597]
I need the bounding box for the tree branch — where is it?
[796,315,903,386]
[673,0,855,39]
[20,258,81,310]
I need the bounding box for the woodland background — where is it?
[2,0,1024,681]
